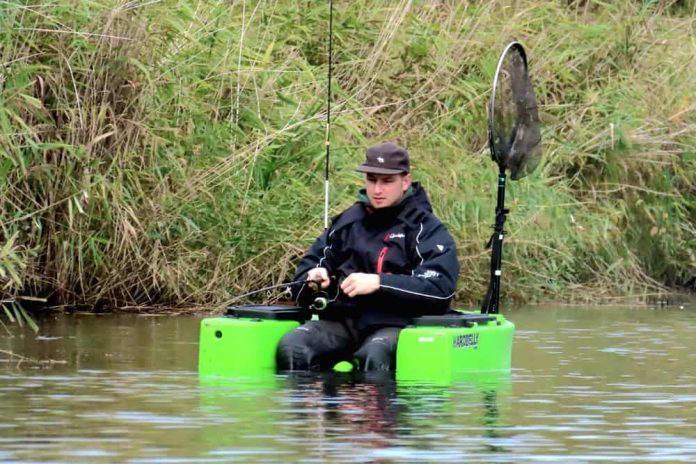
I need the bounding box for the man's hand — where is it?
[307,267,331,289]
[340,273,380,298]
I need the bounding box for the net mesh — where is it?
[489,43,542,180]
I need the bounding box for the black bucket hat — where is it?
[355,142,410,175]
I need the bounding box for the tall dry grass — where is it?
[0,0,693,317]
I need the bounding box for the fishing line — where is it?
[225,279,329,311]
[225,279,313,305]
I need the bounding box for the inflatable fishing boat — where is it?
[198,306,514,381]
[198,41,540,382]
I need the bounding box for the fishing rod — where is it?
[229,1,335,313]
[225,279,329,311]
[323,0,334,229]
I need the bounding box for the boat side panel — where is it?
[396,318,514,382]
[198,317,299,376]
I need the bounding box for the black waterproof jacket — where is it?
[291,182,460,330]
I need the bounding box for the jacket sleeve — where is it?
[290,225,342,307]
[377,218,459,310]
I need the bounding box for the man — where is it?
[277,142,459,371]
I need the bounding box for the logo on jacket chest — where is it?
[384,232,405,241]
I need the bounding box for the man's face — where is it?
[365,173,411,209]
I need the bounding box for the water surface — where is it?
[2,305,695,462]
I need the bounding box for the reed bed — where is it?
[0,0,693,315]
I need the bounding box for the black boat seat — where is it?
[412,313,497,327]
[226,305,497,327]
[226,305,309,322]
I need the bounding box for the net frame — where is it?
[488,41,541,180]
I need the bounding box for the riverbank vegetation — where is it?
[0,0,694,314]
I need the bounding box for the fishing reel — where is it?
[309,292,329,311]
[307,279,330,311]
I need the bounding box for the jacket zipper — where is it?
[376,246,388,273]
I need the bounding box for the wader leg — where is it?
[276,320,356,371]
[353,327,402,372]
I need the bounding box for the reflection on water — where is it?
[1,306,696,462]
[197,371,511,462]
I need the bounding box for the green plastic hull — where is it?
[198,317,299,376]
[395,314,514,383]
[198,312,514,381]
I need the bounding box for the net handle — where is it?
[488,41,529,169]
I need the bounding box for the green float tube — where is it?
[198,307,514,380]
